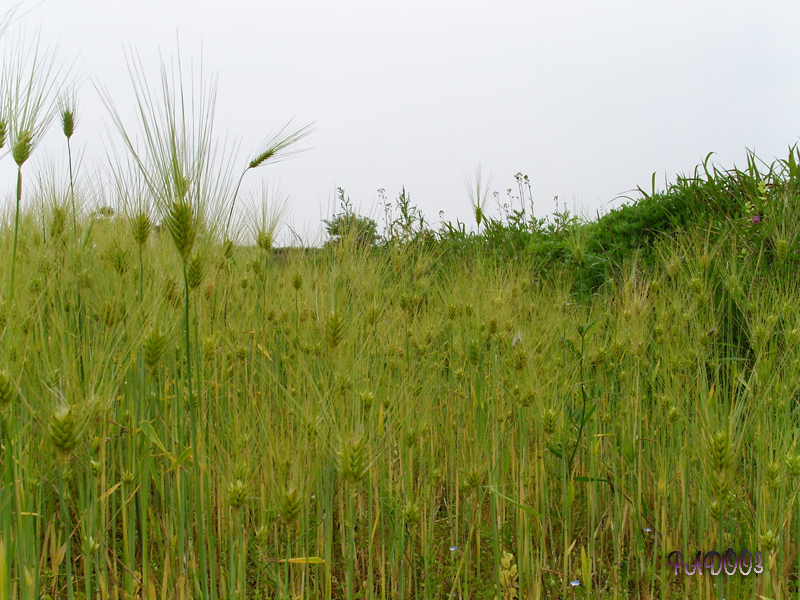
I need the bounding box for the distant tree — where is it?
[323,188,379,248]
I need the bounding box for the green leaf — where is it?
[574,476,611,486]
[139,420,167,454]
[583,403,597,423]
[489,488,542,517]
[166,446,193,472]
[548,443,563,460]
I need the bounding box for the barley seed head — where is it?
[247,119,314,169]
[363,304,379,327]
[403,425,418,448]
[47,403,84,461]
[165,199,197,261]
[759,529,778,555]
[107,242,129,276]
[326,310,345,349]
[776,238,789,263]
[519,389,535,408]
[359,390,375,411]
[337,434,369,484]
[203,336,216,361]
[292,271,302,291]
[57,88,78,140]
[222,238,235,260]
[785,451,800,478]
[512,347,527,372]
[235,344,248,361]
[0,370,14,415]
[132,212,151,247]
[447,304,459,320]
[488,317,498,337]
[233,458,249,480]
[688,276,702,295]
[255,524,270,546]
[462,464,487,492]
[708,498,722,520]
[187,251,206,290]
[164,277,182,308]
[711,471,730,500]
[227,479,248,509]
[708,428,733,473]
[84,536,99,555]
[256,229,272,251]
[12,129,32,166]
[50,206,67,244]
[542,408,559,436]
[61,109,74,140]
[402,499,421,525]
[278,486,303,526]
[143,329,168,374]
[667,405,680,424]
[398,294,410,312]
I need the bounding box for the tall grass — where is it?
[4,163,800,599]
[2,33,800,600]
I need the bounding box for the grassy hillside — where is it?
[2,144,800,600]
[1,28,800,600]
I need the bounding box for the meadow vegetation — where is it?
[3,19,800,600]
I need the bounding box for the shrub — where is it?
[323,187,379,248]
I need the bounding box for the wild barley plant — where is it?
[225,119,314,238]
[1,32,63,596]
[337,433,369,600]
[465,163,492,235]
[57,89,77,233]
[99,48,237,600]
[248,182,291,334]
[0,369,14,600]
[109,152,153,300]
[53,94,92,391]
[47,401,88,600]
[4,30,62,340]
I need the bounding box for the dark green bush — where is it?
[323,187,379,248]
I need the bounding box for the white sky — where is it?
[2,0,800,245]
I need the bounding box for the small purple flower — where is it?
[449,545,457,552]
[752,215,761,223]
[570,579,580,587]
[644,527,652,532]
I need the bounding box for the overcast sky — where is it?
[2,0,799,244]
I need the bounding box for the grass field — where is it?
[2,24,800,600]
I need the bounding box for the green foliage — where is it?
[2,24,799,598]
[322,187,379,248]
[4,155,800,599]
[381,187,436,247]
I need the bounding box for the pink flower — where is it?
[752,215,761,224]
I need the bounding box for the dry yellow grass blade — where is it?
[265,556,326,565]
